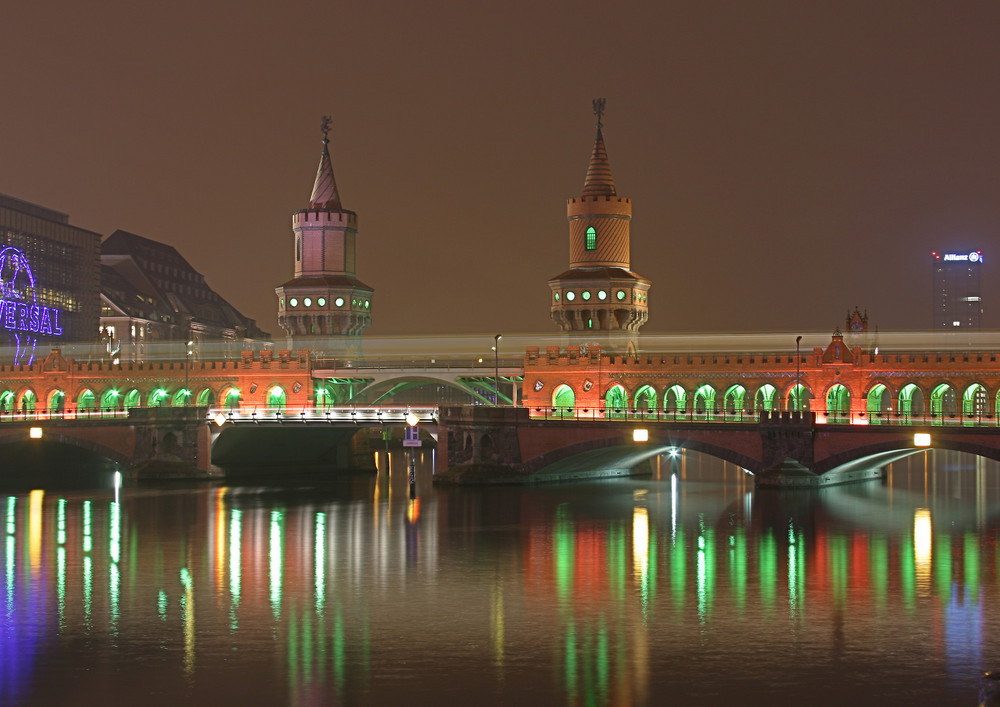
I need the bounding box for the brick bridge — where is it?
[438,406,1000,487]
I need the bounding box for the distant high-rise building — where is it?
[932,250,983,329]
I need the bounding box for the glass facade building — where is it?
[0,194,101,353]
[932,250,983,329]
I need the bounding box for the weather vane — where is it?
[592,98,606,129]
[321,115,332,143]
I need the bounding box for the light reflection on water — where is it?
[1,449,999,705]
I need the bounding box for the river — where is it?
[1,449,998,706]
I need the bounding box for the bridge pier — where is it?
[125,407,216,480]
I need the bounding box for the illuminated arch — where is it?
[314,380,336,409]
[826,384,850,422]
[268,385,286,410]
[171,388,190,407]
[123,389,141,409]
[77,389,96,412]
[48,390,66,414]
[149,388,169,407]
[222,387,241,410]
[552,384,575,411]
[754,384,777,413]
[18,389,37,414]
[634,384,657,413]
[197,388,216,407]
[723,384,747,416]
[963,383,988,423]
[898,383,924,419]
[866,383,890,424]
[693,384,716,418]
[605,384,627,419]
[930,383,957,422]
[663,385,686,415]
[100,389,120,411]
[787,384,812,412]
[0,391,13,414]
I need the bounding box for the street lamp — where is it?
[795,335,802,413]
[493,334,502,406]
[185,340,193,406]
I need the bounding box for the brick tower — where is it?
[548,99,650,354]
[275,116,373,351]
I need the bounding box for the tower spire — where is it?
[309,115,342,210]
[582,98,616,197]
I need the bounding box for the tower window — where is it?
[585,227,596,251]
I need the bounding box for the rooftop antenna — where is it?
[592,98,606,131]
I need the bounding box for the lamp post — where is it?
[795,335,802,413]
[493,333,502,406]
[185,340,193,406]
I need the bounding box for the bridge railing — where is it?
[526,406,1000,427]
[206,405,440,425]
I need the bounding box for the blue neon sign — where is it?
[0,246,63,364]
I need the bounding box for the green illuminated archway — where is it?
[77,389,96,412]
[826,384,850,422]
[787,384,811,412]
[100,389,120,411]
[724,385,747,416]
[930,383,957,422]
[222,387,241,409]
[197,388,215,407]
[0,391,13,413]
[755,384,777,413]
[49,390,66,414]
[172,389,190,407]
[898,383,923,419]
[268,385,286,410]
[634,384,657,413]
[123,389,141,409]
[19,390,36,414]
[315,381,336,409]
[664,385,686,415]
[149,388,169,407]
[963,383,988,423]
[605,385,627,418]
[552,384,575,411]
[866,384,890,424]
[693,384,716,418]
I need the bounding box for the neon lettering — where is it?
[0,299,63,336]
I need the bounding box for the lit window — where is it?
[566,291,576,301]
[597,290,607,300]
[616,290,625,301]
[587,318,593,328]
[335,297,345,307]
[554,292,560,301]
[582,291,591,301]
[289,298,298,307]
[585,226,596,251]
[317,297,326,306]
[365,300,370,309]
[303,297,312,307]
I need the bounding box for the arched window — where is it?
[605,384,627,419]
[585,226,596,251]
[197,388,216,407]
[664,385,686,415]
[755,384,777,413]
[0,391,13,413]
[223,387,241,409]
[50,390,67,414]
[634,385,657,413]
[77,389,96,411]
[149,388,168,407]
[123,389,141,409]
[826,384,850,422]
[100,389,120,410]
[866,384,889,424]
[694,384,716,418]
[724,385,747,416]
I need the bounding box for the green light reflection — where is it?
[230,508,242,632]
[57,546,66,631]
[315,512,326,615]
[270,509,284,619]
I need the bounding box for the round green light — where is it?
[615,290,625,301]
[289,298,298,307]
[598,290,607,300]
[554,292,560,301]
[335,297,344,307]
[352,298,357,307]
[365,300,370,309]
[317,297,326,306]
[566,291,576,302]
[303,297,312,307]
[582,290,591,301]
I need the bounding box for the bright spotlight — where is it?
[29,427,42,439]
[633,428,648,442]
[914,433,931,447]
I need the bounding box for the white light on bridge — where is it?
[29,427,42,439]
[633,428,648,442]
[914,433,932,447]
[214,413,227,427]
[405,412,420,427]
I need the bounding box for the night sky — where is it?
[3,1,999,338]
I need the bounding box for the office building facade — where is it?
[932,250,983,329]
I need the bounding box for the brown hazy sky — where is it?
[3,1,999,337]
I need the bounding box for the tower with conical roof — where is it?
[548,99,650,354]
[275,116,373,349]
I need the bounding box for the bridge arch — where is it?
[221,386,241,409]
[866,382,891,424]
[267,385,286,410]
[693,383,717,418]
[663,384,686,414]
[604,384,627,418]
[963,382,989,421]
[149,387,169,407]
[0,428,132,469]
[0,391,13,413]
[77,388,97,412]
[123,388,141,409]
[196,387,216,407]
[898,383,925,419]
[825,383,851,422]
[46,389,65,414]
[787,383,812,412]
[930,382,958,421]
[17,389,37,413]
[754,383,778,412]
[723,384,747,415]
[634,384,657,413]
[552,383,575,410]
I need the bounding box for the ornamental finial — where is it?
[320,115,332,144]
[592,98,606,130]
